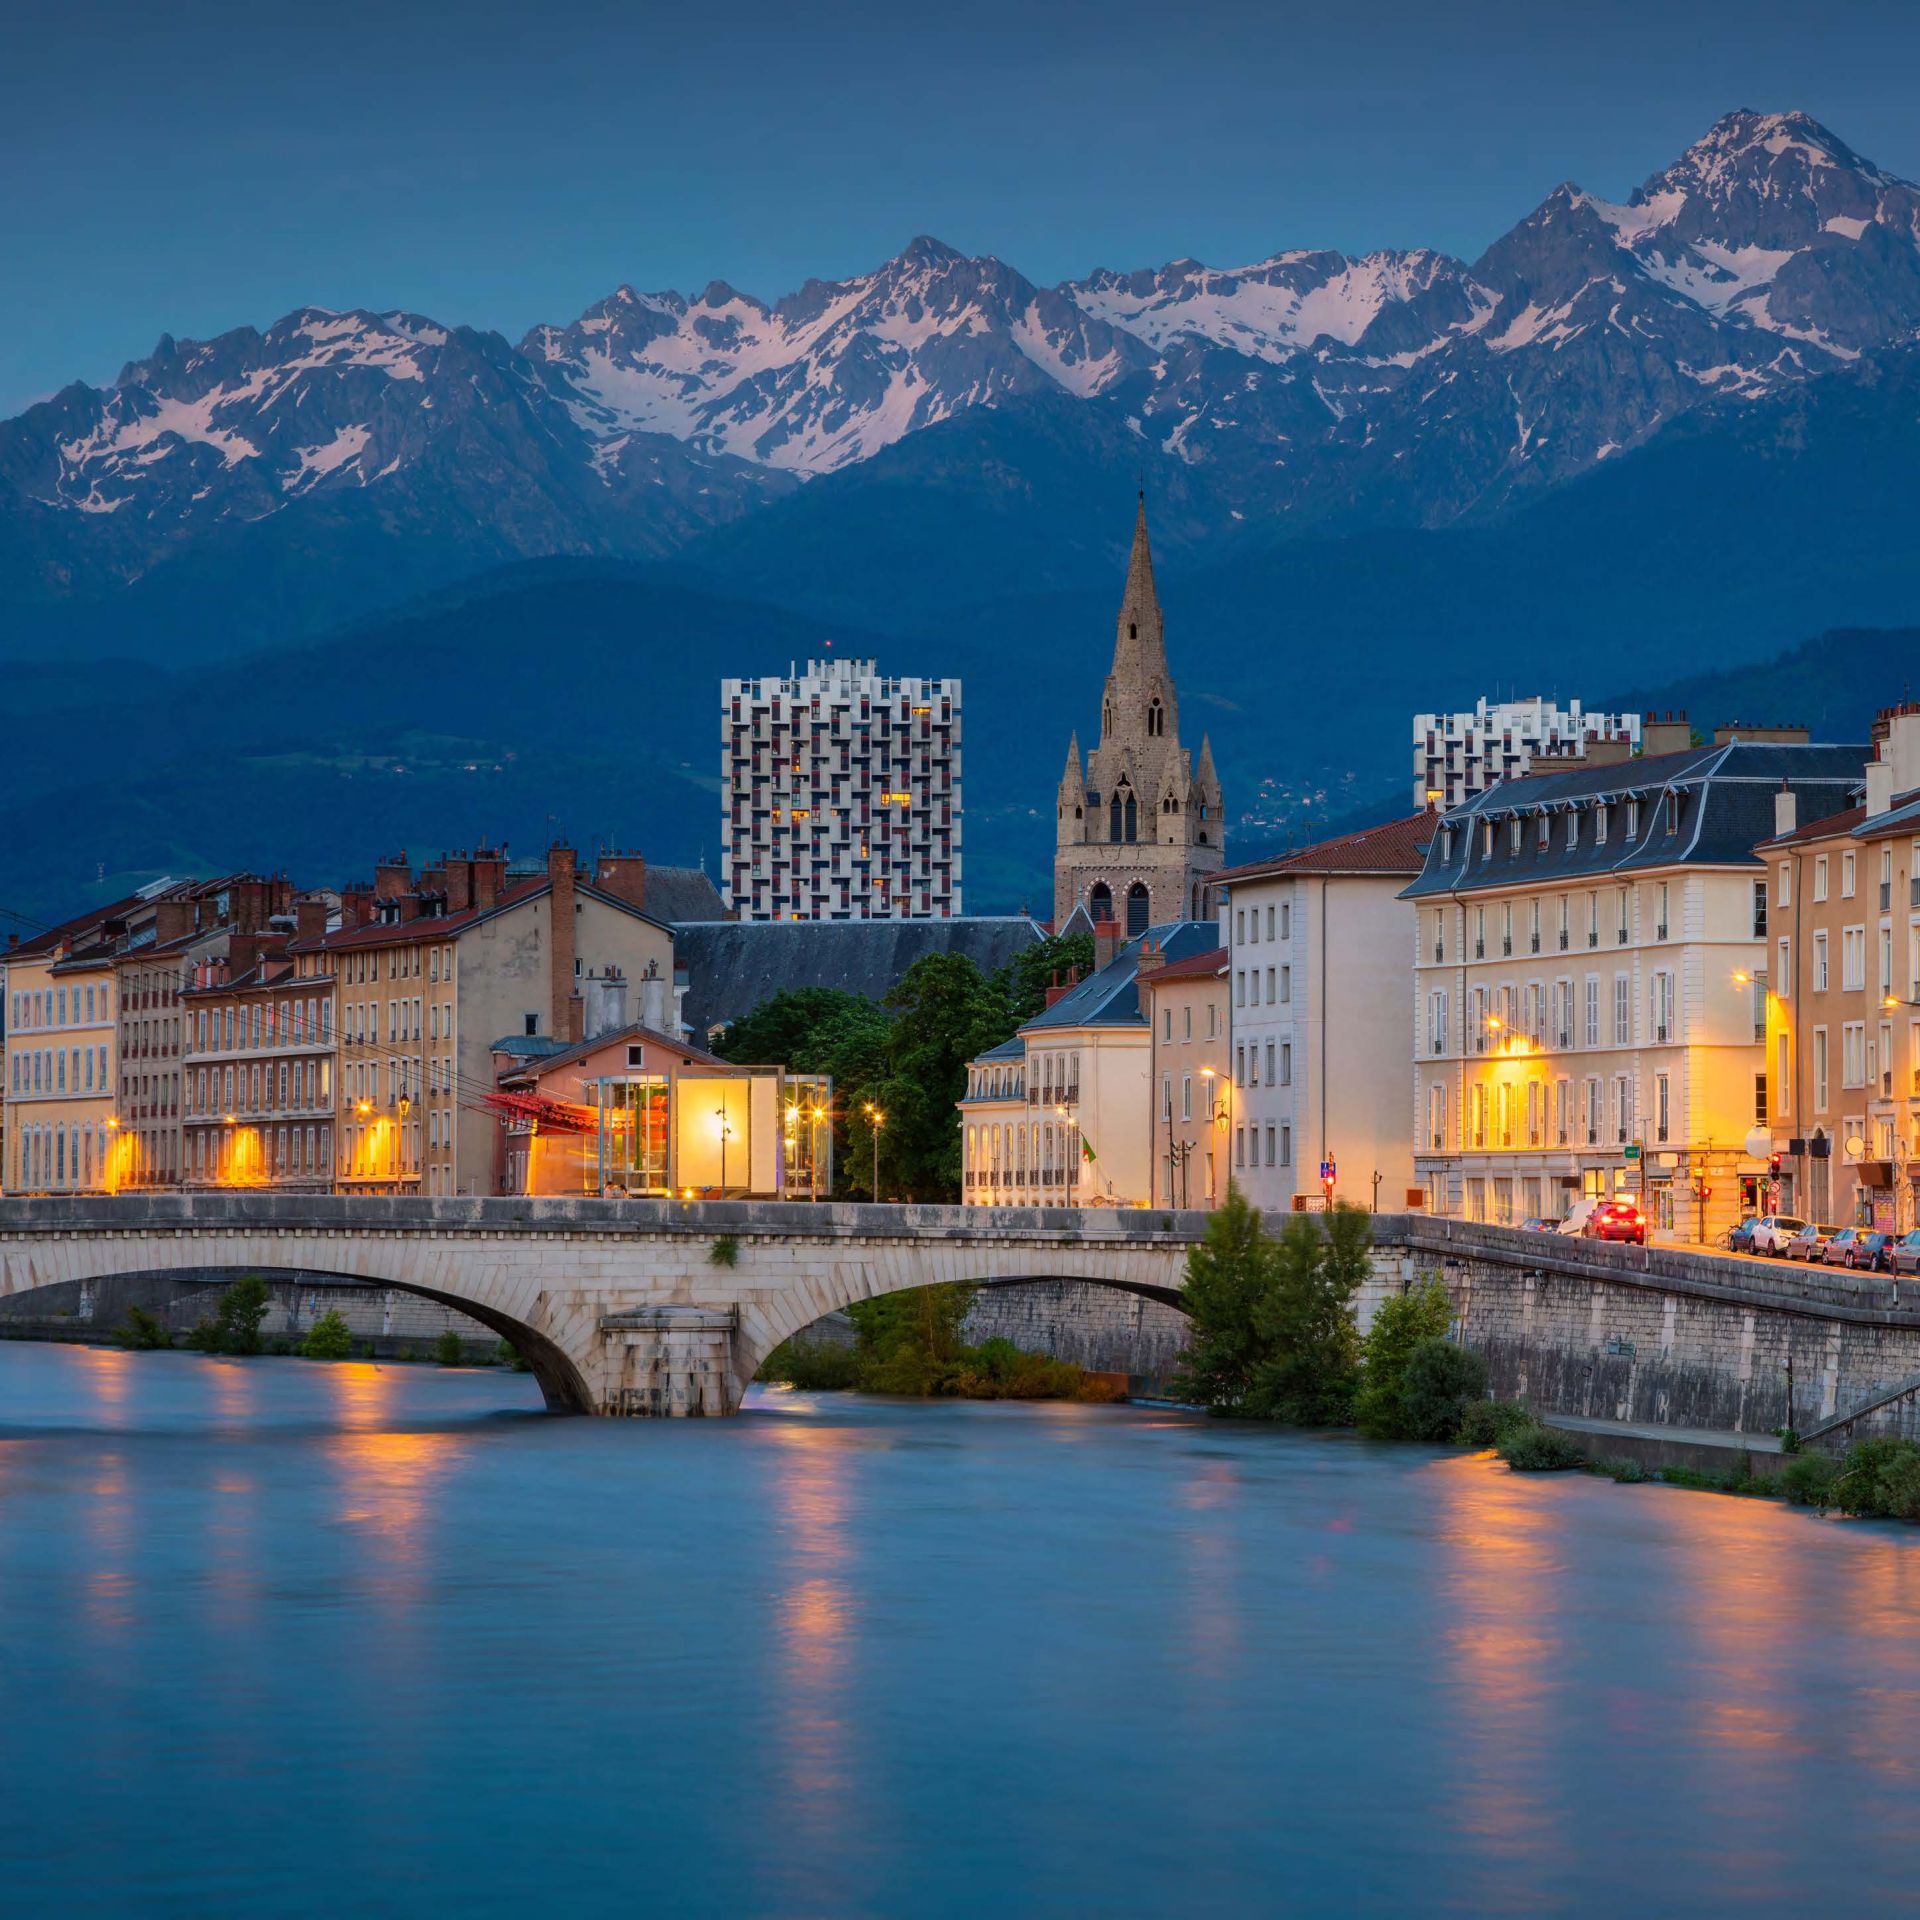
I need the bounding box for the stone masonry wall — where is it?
[962,1282,1191,1385]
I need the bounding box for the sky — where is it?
[8,0,1920,414]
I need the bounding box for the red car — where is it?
[1583,1199,1648,1246]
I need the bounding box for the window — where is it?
[1265,966,1275,1003]
[1842,850,1856,898]
[1655,881,1670,940]
[1813,932,1829,993]
[1814,855,1829,902]
[1180,1075,1192,1122]
[1777,937,1792,999]
[1264,1040,1275,1084]
[1427,1083,1447,1151]
[1776,1034,1790,1116]
[1585,977,1600,1048]
[1264,1126,1276,1168]
[1813,1027,1830,1110]
[1280,1042,1292,1086]
[1752,880,1767,939]
[1565,809,1579,851]
[1842,1021,1866,1088]
[1595,804,1609,845]
[1427,991,1449,1055]
[1778,860,1792,908]
[1654,1073,1669,1143]
[1614,975,1630,1046]
[1279,965,1291,1004]
[1280,1124,1291,1167]
[1651,971,1674,1045]
[1842,927,1866,992]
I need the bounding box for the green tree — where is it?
[876,954,1008,1199]
[435,1329,466,1366]
[301,1310,354,1360]
[711,987,875,1068]
[212,1276,271,1356]
[1245,1209,1365,1425]
[1171,1186,1276,1412]
[997,932,1096,1025]
[848,1282,978,1394]
[1355,1278,1454,1438]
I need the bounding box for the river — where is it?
[2,1341,1918,1916]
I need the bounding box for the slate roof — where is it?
[1218,813,1434,884]
[1022,921,1220,1033]
[675,916,1047,1037]
[289,877,671,953]
[650,866,727,922]
[1402,742,1868,900]
[494,1021,730,1082]
[975,1037,1027,1062]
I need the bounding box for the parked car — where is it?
[1727,1217,1761,1253]
[1556,1199,1598,1236]
[1826,1228,1894,1272]
[1583,1199,1648,1246]
[1746,1215,1808,1256]
[1784,1223,1840,1262]
[1890,1229,1920,1277]
[1517,1216,1558,1233]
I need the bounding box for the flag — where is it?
[1081,1136,1097,1162]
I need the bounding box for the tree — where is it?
[711,987,875,1069]
[1245,1209,1365,1425]
[1399,1340,1489,1442]
[848,1282,978,1394]
[115,1306,173,1351]
[301,1310,354,1360]
[435,1329,466,1366]
[212,1277,270,1356]
[997,932,1096,1026]
[877,953,1008,1199]
[1355,1278,1454,1438]
[1171,1186,1276,1412]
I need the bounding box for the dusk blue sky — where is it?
[8,0,1920,415]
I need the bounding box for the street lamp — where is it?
[716,1102,733,1195]
[808,1102,826,1202]
[863,1102,885,1200]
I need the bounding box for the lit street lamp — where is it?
[716,1103,733,1195]
[863,1103,885,1200]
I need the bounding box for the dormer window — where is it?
[1665,791,1680,834]
[1507,817,1522,855]
[1595,803,1609,844]
[1565,808,1579,851]
[1627,799,1641,837]
[1536,812,1550,851]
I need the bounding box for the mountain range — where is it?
[4,108,1920,920]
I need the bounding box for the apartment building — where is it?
[1760,705,1920,1227]
[1141,945,1228,1208]
[1406,740,1865,1240]
[1217,814,1432,1213]
[721,656,961,920]
[1413,696,1643,812]
[288,844,676,1195]
[959,921,1217,1207]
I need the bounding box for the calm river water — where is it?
[3,1342,1919,1916]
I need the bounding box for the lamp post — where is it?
[864,1102,885,1200]
[808,1102,825,1202]
[716,1102,733,1196]
[397,1092,412,1189]
[1200,1066,1226,1206]
[1053,1100,1080,1201]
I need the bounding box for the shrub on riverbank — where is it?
[1495,1416,1587,1472]
[1833,1437,1920,1519]
[435,1329,465,1366]
[114,1306,173,1351]
[1400,1340,1490,1442]
[755,1289,1123,1403]
[301,1311,353,1360]
[1780,1453,1839,1508]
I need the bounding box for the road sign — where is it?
[1320,1159,1336,1184]
[1623,1143,1641,1162]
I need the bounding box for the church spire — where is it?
[1109,491,1167,687]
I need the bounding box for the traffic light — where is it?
[1768,1153,1782,1177]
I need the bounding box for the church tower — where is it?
[1053,498,1224,934]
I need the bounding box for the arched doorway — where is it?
[1126,882,1150,937]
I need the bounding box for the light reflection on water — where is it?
[2,1345,1920,1917]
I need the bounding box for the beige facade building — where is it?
[1141,944,1228,1208]
[1405,737,1864,1239]
[289,845,677,1196]
[1055,500,1223,934]
[1217,815,1432,1214]
[1760,705,1920,1228]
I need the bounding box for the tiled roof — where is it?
[1218,812,1435,883]
[1141,946,1226,985]
[1402,741,1869,899]
[288,877,671,954]
[1023,921,1219,1032]
[496,1021,730,1082]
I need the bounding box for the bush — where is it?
[435,1329,466,1367]
[709,1235,740,1268]
[185,1316,222,1353]
[1398,1339,1490,1443]
[1780,1452,1839,1508]
[114,1306,173,1351]
[1355,1280,1454,1437]
[492,1340,531,1371]
[301,1311,354,1360]
[1497,1416,1586,1472]
[1456,1399,1535,1450]
[758,1338,862,1391]
[1589,1456,1649,1484]
[1834,1437,1920,1519]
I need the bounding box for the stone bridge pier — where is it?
[0,1195,1202,1417]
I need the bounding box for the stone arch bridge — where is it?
[0,1195,1207,1415]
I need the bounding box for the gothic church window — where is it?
[1127,882,1150,937]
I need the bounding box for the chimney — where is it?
[581,967,629,1041]
[374,853,411,902]
[1577,736,1634,770]
[1713,721,1810,745]
[637,958,669,1034]
[1641,711,1694,758]
[295,897,329,940]
[441,852,472,915]
[592,851,649,912]
[226,932,263,980]
[1093,915,1120,972]
[154,898,194,945]
[548,843,580,1042]
[471,849,506,913]
[1774,780,1798,839]
[1871,703,1920,814]
[1134,934,1166,983]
